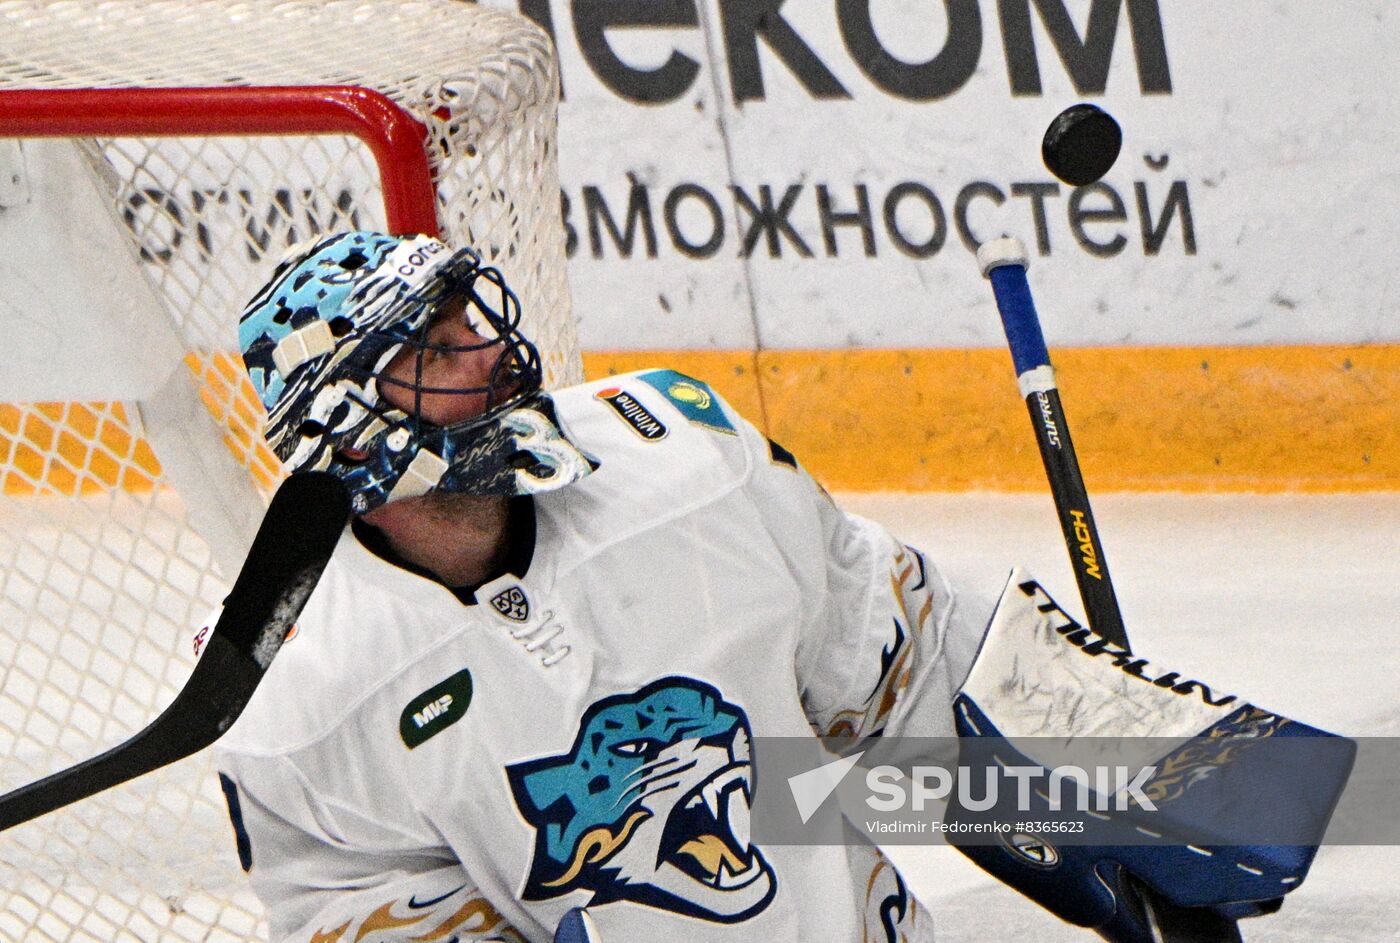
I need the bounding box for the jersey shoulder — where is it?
[540,369,774,565]
[556,367,812,482]
[554,369,750,456]
[552,368,762,498]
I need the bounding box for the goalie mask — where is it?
[239,231,595,515]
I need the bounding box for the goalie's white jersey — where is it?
[212,370,985,943]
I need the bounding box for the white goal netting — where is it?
[0,2,577,940]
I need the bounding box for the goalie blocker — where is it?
[945,570,1354,943]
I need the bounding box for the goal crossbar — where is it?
[0,85,440,236]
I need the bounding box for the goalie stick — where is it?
[0,471,350,832]
[976,236,1246,943]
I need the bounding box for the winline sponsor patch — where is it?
[596,387,667,440]
[400,668,473,749]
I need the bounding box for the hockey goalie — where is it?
[184,232,1349,942]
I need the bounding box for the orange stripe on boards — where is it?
[757,348,1038,492]
[4,345,1393,497]
[584,345,1400,493]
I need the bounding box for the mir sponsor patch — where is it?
[595,387,667,440]
[400,668,473,749]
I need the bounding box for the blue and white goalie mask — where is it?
[239,231,595,514]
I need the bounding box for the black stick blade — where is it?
[0,471,350,832]
[217,471,352,664]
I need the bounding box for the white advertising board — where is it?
[487,0,1400,351]
[3,2,1387,362]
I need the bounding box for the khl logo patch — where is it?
[506,677,776,924]
[490,585,530,623]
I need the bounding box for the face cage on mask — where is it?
[335,249,545,448]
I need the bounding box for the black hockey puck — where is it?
[1041,103,1122,186]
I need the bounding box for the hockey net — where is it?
[0,2,578,940]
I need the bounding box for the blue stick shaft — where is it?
[988,264,1051,376]
[983,256,1128,649]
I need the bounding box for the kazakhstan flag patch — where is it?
[637,370,736,435]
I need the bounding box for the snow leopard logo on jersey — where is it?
[506,677,775,923]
